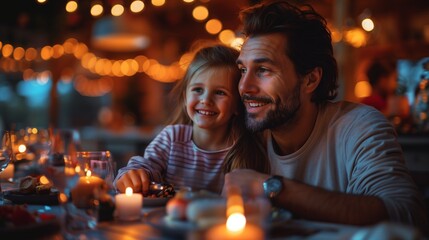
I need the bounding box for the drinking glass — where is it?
[0,130,15,204]
[40,154,84,236]
[76,151,115,188]
[22,127,53,174]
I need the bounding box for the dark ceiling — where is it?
[1,0,429,59]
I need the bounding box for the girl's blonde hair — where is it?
[168,42,270,174]
[168,43,242,137]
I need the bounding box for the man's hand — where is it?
[222,169,269,198]
[115,169,150,194]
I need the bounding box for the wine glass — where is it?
[0,130,15,204]
[41,153,84,237]
[23,127,53,174]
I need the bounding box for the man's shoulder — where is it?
[322,101,389,129]
[324,100,384,119]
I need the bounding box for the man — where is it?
[224,0,428,233]
[361,58,397,115]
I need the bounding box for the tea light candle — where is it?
[71,171,106,208]
[205,222,264,240]
[206,185,264,240]
[115,187,142,221]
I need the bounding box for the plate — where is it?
[3,190,60,205]
[146,207,294,235]
[144,197,172,207]
[146,208,198,235]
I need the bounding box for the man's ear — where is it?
[304,67,322,93]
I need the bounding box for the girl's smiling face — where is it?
[186,66,240,131]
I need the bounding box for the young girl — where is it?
[114,44,247,194]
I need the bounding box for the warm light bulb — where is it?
[355,81,372,98]
[226,213,246,232]
[130,0,144,13]
[205,19,222,34]
[13,47,25,61]
[230,37,244,50]
[361,18,374,32]
[66,1,78,13]
[111,4,124,16]
[91,4,104,17]
[192,6,209,21]
[125,187,133,196]
[152,0,165,7]
[2,44,13,58]
[218,29,235,45]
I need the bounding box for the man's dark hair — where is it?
[239,0,338,102]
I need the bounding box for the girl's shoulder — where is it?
[160,124,193,142]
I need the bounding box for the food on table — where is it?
[166,189,221,221]
[166,190,272,228]
[35,184,52,194]
[0,205,36,227]
[166,190,192,220]
[146,182,175,198]
[186,198,226,227]
[18,176,52,195]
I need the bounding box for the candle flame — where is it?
[75,165,81,173]
[226,212,246,232]
[227,195,244,216]
[86,170,92,177]
[39,175,50,185]
[18,144,26,153]
[125,187,133,196]
[225,185,246,232]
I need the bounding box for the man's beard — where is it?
[245,83,301,132]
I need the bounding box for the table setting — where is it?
[0,127,424,240]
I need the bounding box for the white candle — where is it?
[206,223,264,240]
[115,187,143,221]
[206,186,264,239]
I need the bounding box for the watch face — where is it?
[264,176,283,198]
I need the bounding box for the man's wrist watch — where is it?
[263,175,284,200]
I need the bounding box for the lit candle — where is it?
[205,186,264,240]
[115,187,143,221]
[71,170,106,208]
[205,222,264,240]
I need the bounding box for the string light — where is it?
[111,4,125,17]
[66,1,78,13]
[0,1,243,84]
[130,0,144,13]
[192,6,209,21]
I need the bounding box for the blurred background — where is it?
[1,0,429,170]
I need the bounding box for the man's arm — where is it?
[277,177,388,225]
[223,169,388,225]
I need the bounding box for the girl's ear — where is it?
[304,67,322,93]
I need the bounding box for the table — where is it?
[1,181,423,240]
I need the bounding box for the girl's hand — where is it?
[115,169,150,194]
